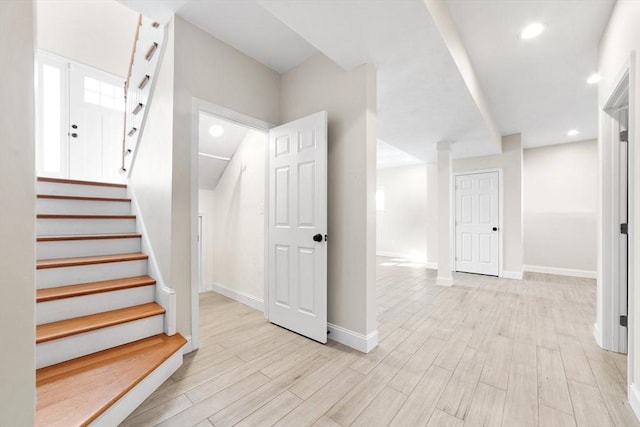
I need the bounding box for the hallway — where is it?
[123,258,637,426]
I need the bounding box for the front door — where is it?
[267,111,328,343]
[68,64,125,182]
[455,171,500,276]
[36,53,125,182]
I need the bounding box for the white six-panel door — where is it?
[455,171,500,276]
[268,111,328,343]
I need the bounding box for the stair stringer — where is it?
[128,183,176,336]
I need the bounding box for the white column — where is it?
[437,142,453,286]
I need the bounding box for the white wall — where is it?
[426,163,438,265]
[209,130,266,300]
[453,134,523,276]
[598,0,640,396]
[281,53,378,338]
[523,140,598,275]
[129,19,174,284]
[36,0,138,77]
[172,16,281,339]
[0,1,35,424]
[376,165,427,262]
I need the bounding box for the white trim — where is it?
[181,335,193,354]
[629,384,640,422]
[211,282,264,312]
[89,346,183,427]
[128,184,176,336]
[436,277,453,287]
[190,99,273,353]
[452,168,504,278]
[376,251,427,263]
[502,271,523,280]
[327,323,378,353]
[594,322,603,347]
[523,265,597,279]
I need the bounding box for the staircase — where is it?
[35,177,185,427]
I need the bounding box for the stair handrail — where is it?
[122,14,143,172]
[120,16,165,175]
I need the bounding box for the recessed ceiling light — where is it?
[209,125,224,137]
[587,73,601,84]
[568,129,579,136]
[521,22,544,40]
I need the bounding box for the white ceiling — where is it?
[377,140,423,169]
[123,0,614,162]
[446,0,614,148]
[199,113,247,190]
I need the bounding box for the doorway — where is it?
[36,52,125,182]
[190,101,329,351]
[453,170,502,276]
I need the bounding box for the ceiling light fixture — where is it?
[209,125,224,137]
[587,73,601,84]
[521,22,544,40]
[567,129,580,136]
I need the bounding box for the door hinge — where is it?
[620,130,629,143]
[620,315,628,327]
[621,223,628,235]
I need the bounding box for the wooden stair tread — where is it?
[36,333,186,427]
[37,253,148,269]
[37,276,156,302]
[37,213,136,219]
[37,176,127,188]
[37,302,165,343]
[38,194,131,202]
[37,233,141,242]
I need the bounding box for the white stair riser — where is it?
[37,198,131,215]
[37,259,147,289]
[37,218,136,235]
[36,314,164,368]
[37,286,155,324]
[37,237,141,259]
[37,181,127,199]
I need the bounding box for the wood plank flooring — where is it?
[123,257,638,426]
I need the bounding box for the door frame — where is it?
[189,98,273,352]
[451,168,504,277]
[599,53,634,361]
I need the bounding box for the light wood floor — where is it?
[122,257,638,426]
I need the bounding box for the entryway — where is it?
[36,52,125,182]
[453,170,502,276]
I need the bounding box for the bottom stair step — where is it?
[36,333,187,427]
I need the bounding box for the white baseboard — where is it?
[211,282,264,312]
[436,275,453,287]
[502,270,523,280]
[629,383,640,423]
[327,323,378,353]
[181,335,193,354]
[523,264,597,279]
[594,322,603,347]
[376,251,427,263]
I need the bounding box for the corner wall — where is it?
[0,1,36,424]
[280,53,378,339]
[523,140,598,276]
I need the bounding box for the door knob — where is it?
[71,133,78,138]
[71,124,78,129]
[492,227,499,231]
[313,233,323,242]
